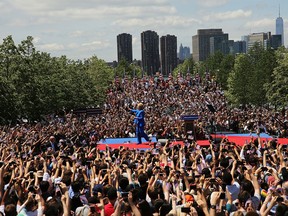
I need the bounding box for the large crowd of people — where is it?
[0,74,287,216]
[101,73,287,140]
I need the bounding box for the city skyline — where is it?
[1,0,287,62]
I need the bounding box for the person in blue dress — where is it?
[130,103,150,144]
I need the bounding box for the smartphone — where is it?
[28,185,35,192]
[55,185,62,196]
[276,197,284,202]
[237,161,244,166]
[220,192,225,199]
[181,207,190,213]
[121,192,129,198]
[190,184,196,189]
[261,167,268,172]
[29,171,34,179]
[210,178,216,183]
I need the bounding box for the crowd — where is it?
[0,74,287,216]
[101,73,287,140]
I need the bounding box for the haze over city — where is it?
[1,0,287,62]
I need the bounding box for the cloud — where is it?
[204,9,252,21]
[70,31,84,38]
[9,0,175,19]
[245,18,274,29]
[67,43,80,49]
[113,16,201,28]
[0,1,14,13]
[10,0,170,11]
[37,43,65,52]
[81,40,111,49]
[33,37,40,44]
[196,0,230,7]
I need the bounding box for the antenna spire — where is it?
[279,4,281,17]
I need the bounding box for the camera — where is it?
[181,207,190,213]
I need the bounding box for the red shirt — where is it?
[104,202,115,216]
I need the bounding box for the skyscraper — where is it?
[246,32,271,51]
[160,35,177,76]
[210,34,229,55]
[192,29,229,61]
[276,6,284,46]
[117,33,133,63]
[179,44,191,61]
[233,41,247,54]
[271,34,282,49]
[141,30,160,76]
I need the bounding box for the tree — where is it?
[86,56,114,105]
[265,48,288,108]
[0,36,24,122]
[115,59,143,78]
[172,57,195,77]
[247,44,276,105]
[0,76,18,124]
[204,51,224,76]
[218,54,235,89]
[226,54,253,105]
[226,44,277,106]
[0,36,116,123]
[204,52,235,89]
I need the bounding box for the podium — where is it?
[180,115,199,140]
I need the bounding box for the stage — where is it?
[96,133,288,150]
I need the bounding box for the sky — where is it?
[1,0,287,62]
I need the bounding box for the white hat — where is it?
[75,205,90,216]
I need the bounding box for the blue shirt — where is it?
[131,109,145,127]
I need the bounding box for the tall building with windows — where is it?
[117,33,133,63]
[233,41,247,54]
[210,34,229,55]
[141,30,160,76]
[160,35,177,76]
[271,34,282,49]
[179,44,191,61]
[276,6,284,46]
[246,32,271,50]
[244,32,281,51]
[241,35,249,53]
[192,29,229,61]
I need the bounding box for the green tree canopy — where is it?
[226,44,277,106]
[0,36,114,123]
[265,48,288,108]
[204,52,235,89]
[172,57,195,77]
[115,58,144,78]
[226,54,252,105]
